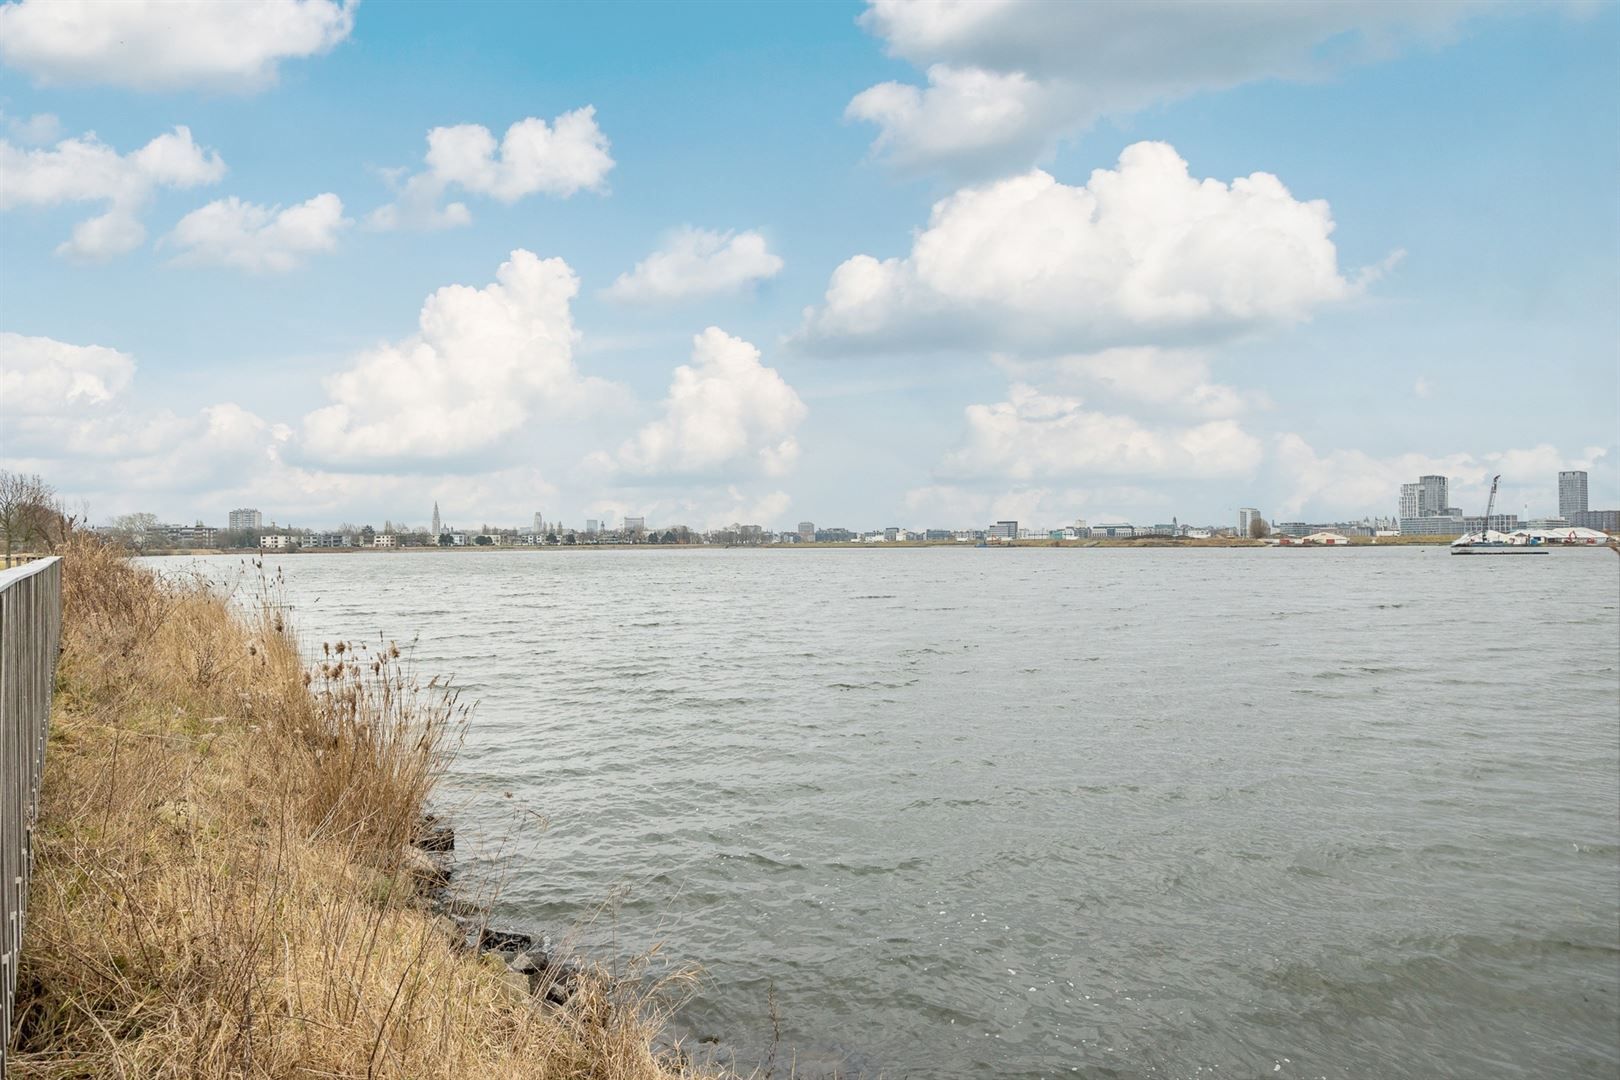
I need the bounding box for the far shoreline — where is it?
[129,535,1472,557]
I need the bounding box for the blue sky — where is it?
[1,0,1615,532]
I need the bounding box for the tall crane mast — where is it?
[1483,474,1501,536]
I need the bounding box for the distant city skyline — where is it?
[91,466,1609,540]
[1,2,1615,528]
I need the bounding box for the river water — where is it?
[165,546,1620,1079]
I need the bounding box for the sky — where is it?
[1,0,1616,533]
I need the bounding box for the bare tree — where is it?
[108,511,160,549]
[1249,516,1271,539]
[0,470,58,567]
[112,512,159,532]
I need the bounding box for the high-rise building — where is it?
[1399,475,1452,522]
[1397,473,1463,534]
[798,521,815,542]
[532,511,543,534]
[1417,475,1448,515]
[1398,484,1419,520]
[1559,471,1589,518]
[585,519,599,534]
[1237,507,1260,536]
[431,502,442,536]
[228,508,262,531]
[624,516,646,533]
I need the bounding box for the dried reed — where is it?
[7,533,717,1079]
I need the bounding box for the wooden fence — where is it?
[0,556,62,1073]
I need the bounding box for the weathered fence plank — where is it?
[0,556,63,1074]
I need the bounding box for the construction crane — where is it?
[1482,474,1501,537]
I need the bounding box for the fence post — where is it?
[0,556,63,1075]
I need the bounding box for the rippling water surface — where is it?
[166,546,1619,1078]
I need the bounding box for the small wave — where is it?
[716,851,806,872]
[900,796,987,811]
[1391,930,1620,966]
[828,679,919,691]
[824,857,927,876]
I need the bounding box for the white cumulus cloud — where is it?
[295,249,614,466]
[710,488,792,530]
[611,328,806,478]
[1008,347,1259,420]
[0,0,355,91]
[938,382,1263,482]
[800,141,1360,353]
[0,332,136,414]
[600,488,795,533]
[165,193,350,271]
[0,331,297,513]
[0,126,226,259]
[0,332,584,524]
[607,227,784,303]
[848,62,1050,177]
[1273,434,1609,519]
[4,111,60,144]
[852,0,1527,175]
[369,109,614,230]
[901,482,1161,530]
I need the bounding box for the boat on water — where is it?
[1450,474,1547,555]
[1450,530,1546,555]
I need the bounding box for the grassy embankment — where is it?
[8,535,715,1079]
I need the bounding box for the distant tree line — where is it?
[0,470,72,567]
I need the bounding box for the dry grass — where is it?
[8,534,718,1079]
